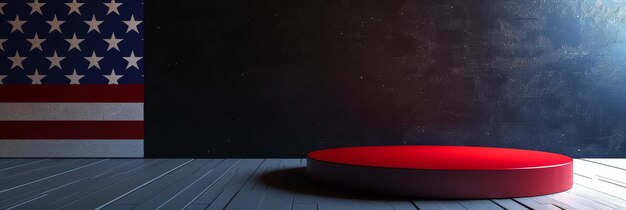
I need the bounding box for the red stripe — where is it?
[0,85,143,102]
[0,121,144,139]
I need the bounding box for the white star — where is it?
[85,51,103,69]
[66,69,83,85]
[85,15,103,33]
[123,15,142,33]
[105,69,122,84]
[46,15,64,33]
[104,0,122,15]
[0,74,6,84]
[27,0,46,15]
[46,51,64,69]
[8,16,27,33]
[8,51,26,69]
[123,51,142,69]
[27,69,45,85]
[0,39,6,51]
[104,33,122,51]
[27,33,46,51]
[0,3,6,15]
[65,0,83,15]
[65,33,83,51]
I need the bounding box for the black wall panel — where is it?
[146,0,626,157]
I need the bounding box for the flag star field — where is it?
[0,0,143,85]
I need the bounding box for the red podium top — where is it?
[307,145,572,170]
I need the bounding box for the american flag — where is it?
[0,0,143,157]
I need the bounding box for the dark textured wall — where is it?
[146,0,626,157]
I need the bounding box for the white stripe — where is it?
[0,140,143,157]
[0,103,143,121]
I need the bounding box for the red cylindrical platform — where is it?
[307,146,572,199]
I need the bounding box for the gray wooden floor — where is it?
[0,159,625,210]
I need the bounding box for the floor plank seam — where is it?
[94,159,195,210]
[489,199,508,210]
[2,158,626,210]
[0,159,46,172]
[579,159,626,171]
[5,193,48,210]
[573,183,626,202]
[3,177,85,209]
[597,178,626,188]
[0,159,106,193]
[511,198,534,209]
[177,159,242,209]
[595,175,626,186]
[91,159,141,179]
[220,159,268,209]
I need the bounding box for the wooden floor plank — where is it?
[387,201,419,210]
[198,159,265,210]
[457,200,503,209]
[110,159,221,206]
[547,191,613,210]
[290,158,333,209]
[293,203,317,210]
[292,158,416,210]
[577,159,626,184]
[56,159,193,210]
[373,201,418,210]
[136,159,240,210]
[0,159,62,180]
[0,159,17,164]
[185,159,263,209]
[255,179,295,210]
[0,159,43,170]
[320,198,358,210]
[184,169,239,209]
[0,159,128,208]
[97,204,134,210]
[291,159,322,205]
[0,158,624,210]
[583,159,626,170]
[512,197,561,210]
[354,201,377,210]
[370,202,395,210]
[256,159,301,210]
[490,199,529,210]
[568,184,626,209]
[574,174,626,198]
[291,177,360,210]
[182,204,206,210]
[223,159,286,210]
[412,200,466,210]
[12,159,156,210]
[296,157,364,210]
[0,159,102,192]
[530,194,579,209]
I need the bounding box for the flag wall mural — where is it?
[0,0,143,157]
[146,0,626,158]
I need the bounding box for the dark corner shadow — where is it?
[261,167,409,201]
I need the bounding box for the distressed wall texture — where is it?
[146,0,626,157]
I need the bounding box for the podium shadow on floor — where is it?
[261,167,411,201]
